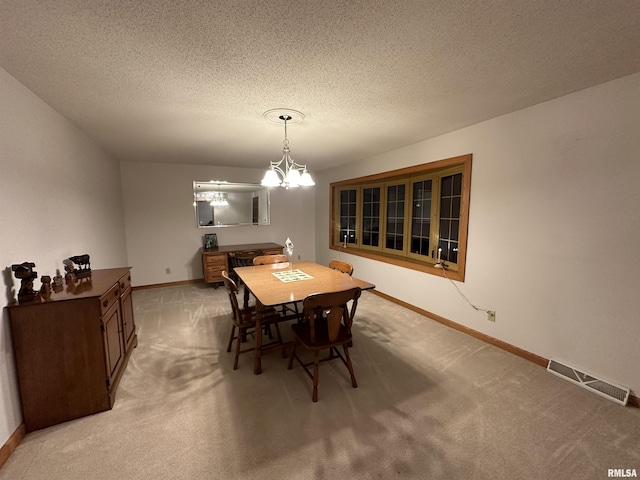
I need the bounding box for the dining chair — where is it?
[328,259,354,276]
[252,254,289,265]
[222,271,284,370]
[287,287,362,402]
[230,250,263,307]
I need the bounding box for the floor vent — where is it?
[547,359,630,406]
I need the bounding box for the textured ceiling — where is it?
[1,1,639,173]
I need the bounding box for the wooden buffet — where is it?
[201,242,283,284]
[7,267,137,432]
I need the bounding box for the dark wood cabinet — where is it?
[201,242,283,285]
[7,267,137,432]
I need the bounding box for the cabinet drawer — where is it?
[205,265,224,278]
[263,248,283,255]
[118,272,131,293]
[100,283,121,316]
[204,254,226,267]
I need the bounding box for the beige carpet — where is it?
[1,283,639,480]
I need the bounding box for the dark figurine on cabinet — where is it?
[68,254,91,279]
[11,262,40,303]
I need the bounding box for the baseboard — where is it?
[0,423,26,470]
[133,278,205,291]
[369,289,639,408]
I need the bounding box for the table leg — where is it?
[243,284,250,309]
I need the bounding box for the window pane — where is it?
[339,188,357,244]
[441,175,452,196]
[452,197,461,218]
[450,220,459,241]
[440,219,450,238]
[453,174,462,196]
[410,179,432,258]
[437,173,462,265]
[386,184,405,252]
[361,187,381,248]
[440,197,451,217]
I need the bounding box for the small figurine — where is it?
[40,275,52,299]
[40,275,52,293]
[63,259,77,284]
[68,254,91,279]
[11,262,40,303]
[53,269,63,285]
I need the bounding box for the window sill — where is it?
[330,245,465,282]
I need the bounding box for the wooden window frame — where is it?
[330,154,472,282]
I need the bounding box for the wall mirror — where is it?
[194,181,270,227]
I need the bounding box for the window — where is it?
[330,154,472,281]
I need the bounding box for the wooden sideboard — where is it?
[7,267,137,432]
[201,242,284,284]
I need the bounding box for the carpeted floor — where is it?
[1,283,639,479]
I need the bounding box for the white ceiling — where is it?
[1,1,639,173]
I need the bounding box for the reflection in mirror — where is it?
[194,181,270,228]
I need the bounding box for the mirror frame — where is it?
[193,181,271,228]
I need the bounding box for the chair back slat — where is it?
[328,259,354,275]
[230,250,263,268]
[222,270,241,325]
[253,254,289,265]
[303,287,362,343]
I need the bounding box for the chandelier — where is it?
[261,109,315,189]
[195,191,229,206]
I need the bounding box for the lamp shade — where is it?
[299,171,315,186]
[285,168,301,187]
[261,169,282,187]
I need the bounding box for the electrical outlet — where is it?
[487,310,496,322]
[165,267,171,274]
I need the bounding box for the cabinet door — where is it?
[121,287,136,351]
[102,304,125,387]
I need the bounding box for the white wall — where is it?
[120,162,316,287]
[0,69,128,447]
[316,72,640,397]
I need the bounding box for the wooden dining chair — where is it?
[222,271,284,370]
[328,259,354,276]
[230,250,263,307]
[287,287,362,402]
[252,254,289,265]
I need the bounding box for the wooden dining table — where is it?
[234,260,376,374]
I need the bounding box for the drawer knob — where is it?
[103,299,109,307]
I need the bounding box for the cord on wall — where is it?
[438,262,495,321]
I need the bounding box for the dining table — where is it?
[234,260,376,374]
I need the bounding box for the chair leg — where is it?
[233,327,243,370]
[264,324,273,340]
[343,345,357,388]
[227,325,236,353]
[273,323,286,357]
[287,338,298,370]
[312,351,320,402]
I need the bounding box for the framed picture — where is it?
[204,233,218,249]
